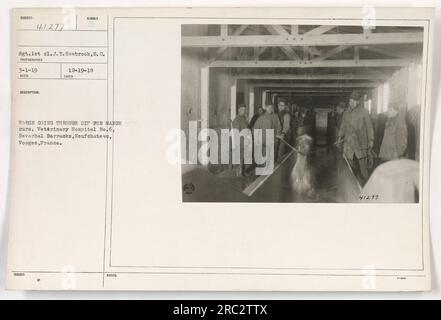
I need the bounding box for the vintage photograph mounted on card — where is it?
[181,23,424,203]
[7,7,434,291]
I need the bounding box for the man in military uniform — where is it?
[277,100,292,159]
[232,104,249,131]
[379,103,408,163]
[249,106,265,129]
[253,103,282,165]
[337,91,374,184]
[232,104,250,176]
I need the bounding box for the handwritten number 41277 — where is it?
[36,23,64,31]
[359,194,379,201]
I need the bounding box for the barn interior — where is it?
[181,24,423,202]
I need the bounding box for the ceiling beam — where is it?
[264,25,300,60]
[182,32,423,48]
[268,89,353,92]
[314,45,350,61]
[272,93,353,97]
[254,82,379,88]
[301,25,337,59]
[253,47,269,58]
[237,73,388,80]
[210,24,249,61]
[268,90,366,95]
[209,59,409,68]
[274,92,352,94]
[304,25,337,35]
[360,45,414,60]
[269,90,356,93]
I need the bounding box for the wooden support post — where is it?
[253,47,260,60]
[200,66,209,129]
[377,83,384,113]
[230,80,237,122]
[371,87,379,115]
[382,83,390,112]
[291,25,299,35]
[220,24,228,37]
[249,89,255,119]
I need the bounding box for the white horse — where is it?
[290,134,315,199]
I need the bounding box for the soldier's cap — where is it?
[349,91,361,101]
[238,104,246,109]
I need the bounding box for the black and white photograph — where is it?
[2,5,437,294]
[181,23,425,203]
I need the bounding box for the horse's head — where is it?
[296,134,313,155]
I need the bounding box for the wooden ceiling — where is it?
[182,24,423,99]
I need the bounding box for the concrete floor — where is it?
[182,146,361,203]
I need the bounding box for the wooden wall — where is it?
[209,68,236,130]
[388,63,422,110]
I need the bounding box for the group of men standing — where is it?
[333,90,408,185]
[231,100,313,177]
[231,90,409,185]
